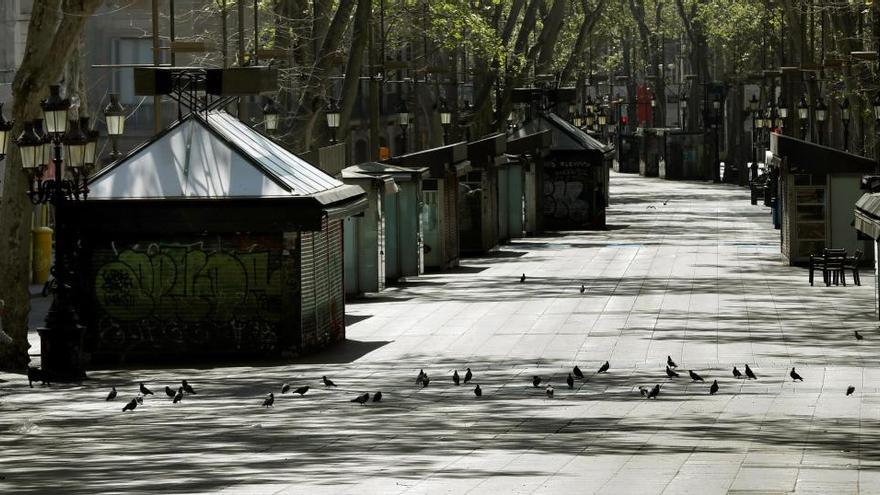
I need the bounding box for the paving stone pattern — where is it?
[2,172,879,494]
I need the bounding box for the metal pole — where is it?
[152,0,161,133]
[221,0,228,68]
[169,0,176,66]
[237,0,246,119]
[253,0,259,64]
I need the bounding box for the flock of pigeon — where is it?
[108,379,197,412]
[96,274,864,410]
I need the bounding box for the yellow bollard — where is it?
[32,226,53,284]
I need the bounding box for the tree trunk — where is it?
[338,0,371,141]
[0,0,104,371]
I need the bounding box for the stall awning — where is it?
[771,133,876,175]
[387,142,471,178]
[343,162,428,182]
[88,110,362,205]
[855,193,880,239]
[513,112,614,162]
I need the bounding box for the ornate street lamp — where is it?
[439,99,452,143]
[815,96,827,145]
[798,96,809,140]
[325,100,340,144]
[81,117,98,169]
[17,122,43,170]
[0,103,13,160]
[261,97,280,133]
[776,95,788,119]
[15,84,115,382]
[63,118,89,172]
[41,85,70,135]
[841,98,851,152]
[749,94,760,113]
[103,94,126,160]
[585,96,595,115]
[398,101,411,154]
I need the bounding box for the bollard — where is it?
[32,226,53,284]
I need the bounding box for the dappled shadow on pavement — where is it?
[0,354,875,493]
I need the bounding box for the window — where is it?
[114,38,153,104]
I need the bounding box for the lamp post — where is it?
[748,94,759,180]
[439,99,452,144]
[776,94,787,132]
[398,101,411,154]
[712,94,721,183]
[650,94,657,126]
[325,100,341,144]
[798,96,809,140]
[680,93,688,130]
[0,103,13,161]
[103,94,126,160]
[841,98,850,152]
[597,109,608,143]
[873,94,880,173]
[815,96,827,145]
[261,97,280,133]
[17,84,113,381]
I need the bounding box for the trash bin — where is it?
[32,226,53,284]
[771,197,780,229]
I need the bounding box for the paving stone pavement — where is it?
[2,171,880,494]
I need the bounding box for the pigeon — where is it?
[667,356,678,368]
[647,384,660,399]
[663,199,669,205]
[580,284,585,294]
[532,376,542,388]
[520,273,526,283]
[293,386,309,396]
[710,380,719,395]
[262,393,274,407]
[666,366,679,378]
[790,368,803,382]
[846,386,855,396]
[165,386,175,398]
[422,375,430,387]
[372,391,382,402]
[322,376,337,387]
[733,366,742,379]
[181,380,197,394]
[139,382,153,396]
[474,384,482,397]
[597,361,609,373]
[855,331,864,340]
[573,366,584,379]
[281,383,291,394]
[639,386,649,396]
[135,395,144,405]
[416,370,426,385]
[453,370,460,386]
[745,364,757,380]
[546,385,554,398]
[647,205,656,209]
[464,368,473,384]
[105,387,117,401]
[567,373,574,389]
[122,398,138,412]
[689,370,704,382]
[351,393,369,405]
[173,388,184,403]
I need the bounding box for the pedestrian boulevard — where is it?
[2,171,879,494]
